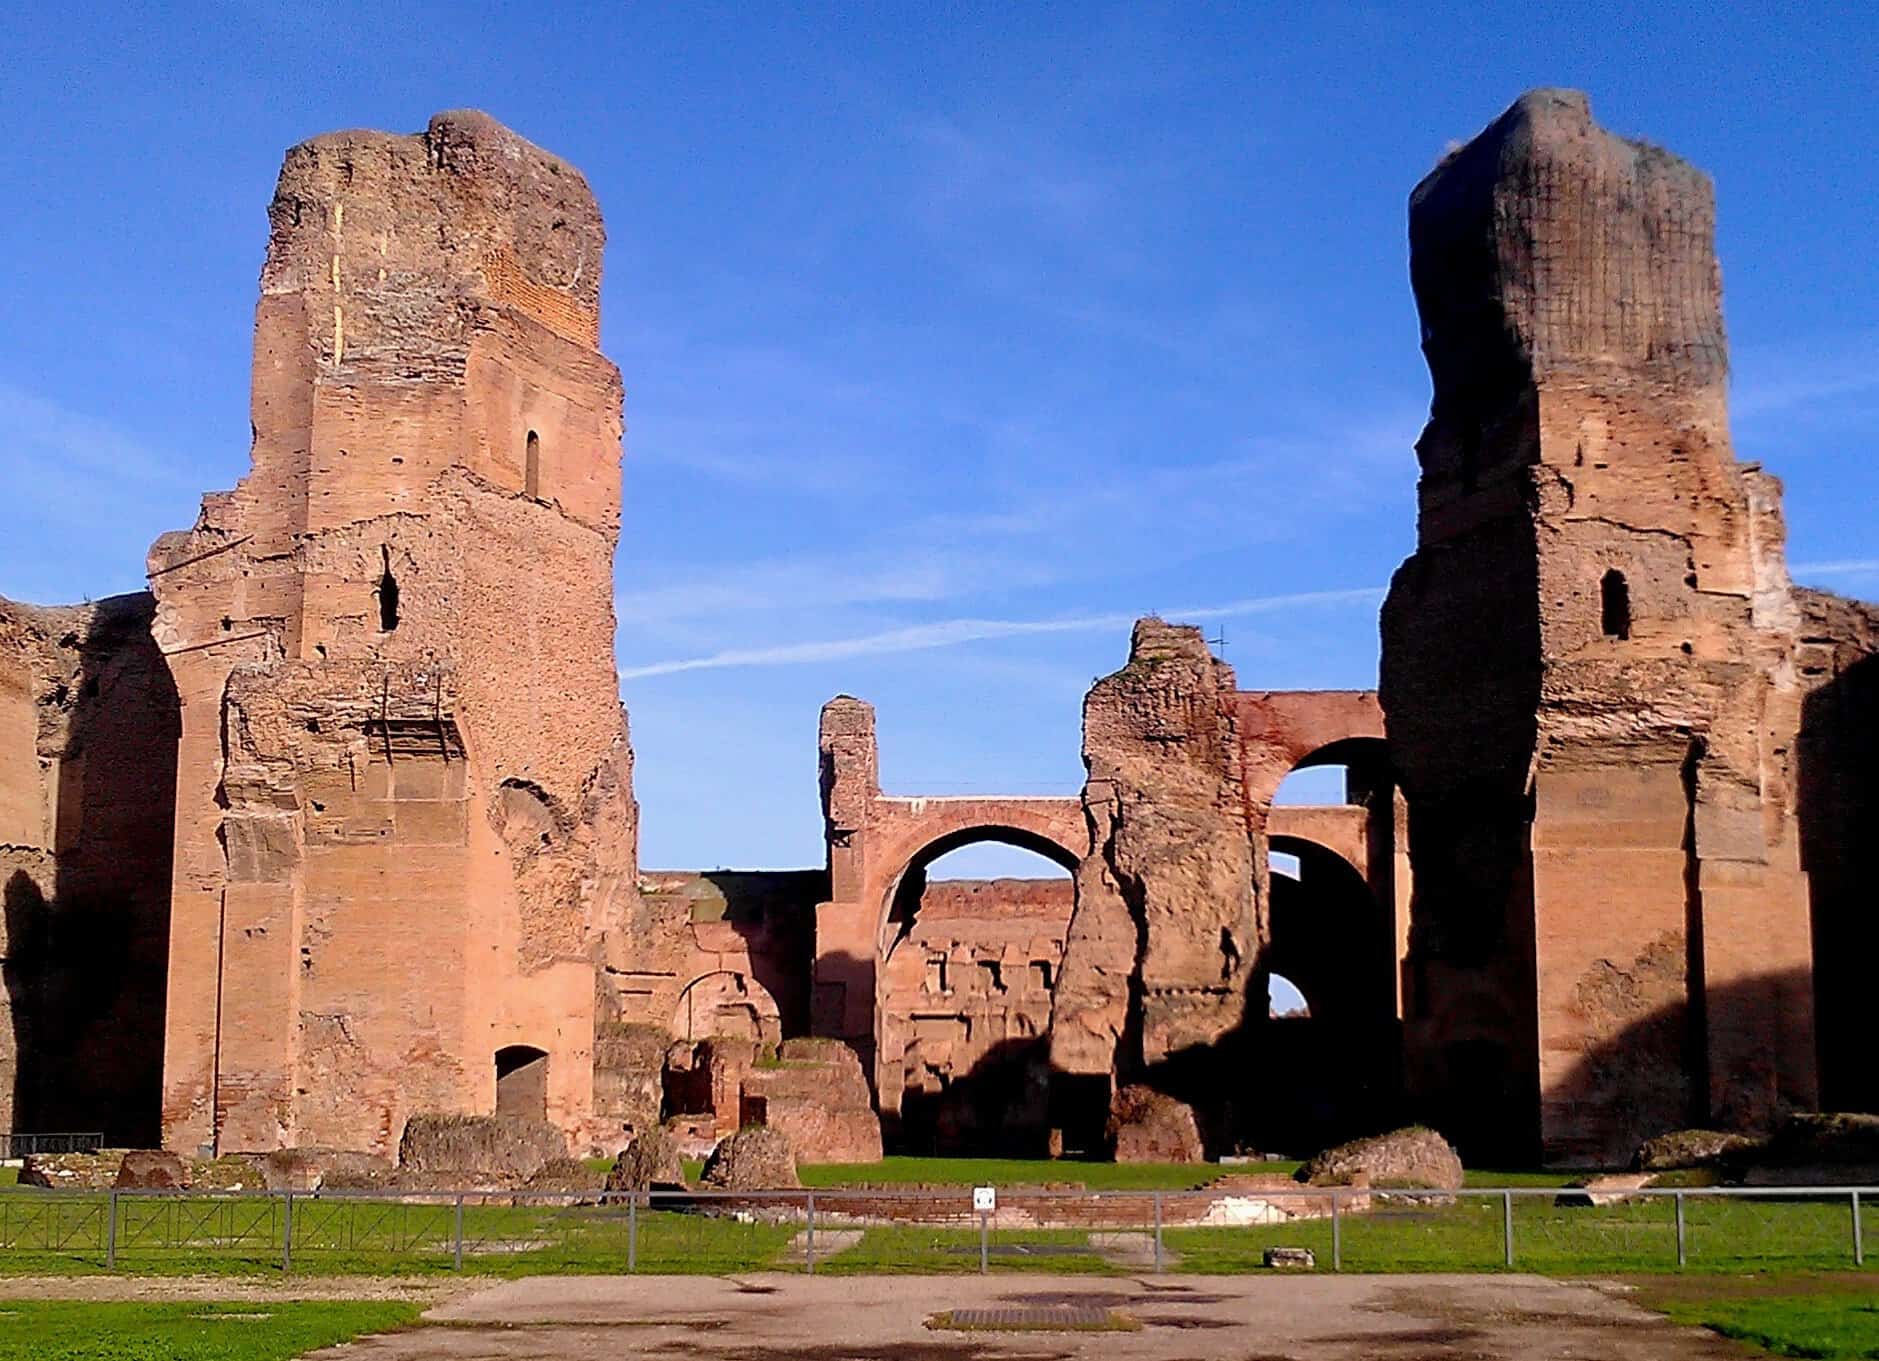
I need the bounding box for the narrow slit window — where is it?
[1601,569,1630,640]
[524,430,541,499]
[377,545,400,632]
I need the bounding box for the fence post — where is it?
[805,1191,816,1274]
[1331,1189,1342,1271]
[105,1190,118,1270]
[623,1191,638,1273]
[1674,1191,1686,1268]
[281,1192,294,1273]
[979,1209,989,1275]
[452,1193,464,1271]
[1853,1190,1863,1268]
[1502,1190,1514,1268]
[1152,1191,1164,1274]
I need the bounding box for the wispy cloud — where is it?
[1791,559,1879,579]
[620,586,1382,679]
[0,379,196,491]
[1733,330,1879,423]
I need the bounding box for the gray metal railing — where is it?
[0,1183,1870,1275]
[0,1132,104,1159]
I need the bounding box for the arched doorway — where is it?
[876,826,1079,1154]
[1256,734,1407,1153]
[494,1045,549,1122]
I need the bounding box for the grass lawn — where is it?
[0,1168,17,1188]
[0,1300,418,1361]
[1640,1275,1879,1358]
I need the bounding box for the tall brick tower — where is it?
[1380,91,1816,1164]
[148,112,637,1156]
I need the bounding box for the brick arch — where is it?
[812,696,1091,1086]
[872,808,1084,957]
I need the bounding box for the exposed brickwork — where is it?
[1,92,1870,1174]
[146,111,637,1158]
[1379,89,1876,1164]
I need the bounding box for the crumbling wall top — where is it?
[1411,87,1726,414]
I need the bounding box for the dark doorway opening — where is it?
[1601,569,1631,640]
[494,1045,549,1122]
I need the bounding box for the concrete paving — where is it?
[309,1272,1744,1359]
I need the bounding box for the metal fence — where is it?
[0,1184,1870,1275]
[0,1132,103,1160]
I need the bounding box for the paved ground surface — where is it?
[306,1274,1749,1360]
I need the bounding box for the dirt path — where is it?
[299,1272,1747,1360]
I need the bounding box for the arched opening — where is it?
[1258,834,1401,1154]
[1601,568,1631,640]
[376,545,400,632]
[494,1044,549,1122]
[877,826,1078,1156]
[524,430,541,499]
[670,969,782,1046]
[1269,971,1311,1019]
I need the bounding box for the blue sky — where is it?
[4,3,1875,876]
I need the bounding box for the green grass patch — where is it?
[0,1168,17,1188]
[824,1225,1114,1275]
[1462,1168,1577,1187]
[1644,1279,1879,1358]
[0,1300,418,1361]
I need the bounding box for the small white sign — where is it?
[973,1185,996,1213]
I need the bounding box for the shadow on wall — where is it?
[3,595,178,1144]
[697,869,824,1039]
[1798,651,1879,1115]
[897,1035,1053,1156]
[1542,967,1816,1168]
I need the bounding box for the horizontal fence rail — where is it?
[0,1184,1870,1275]
[0,1132,104,1159]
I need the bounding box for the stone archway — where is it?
[670,969,783,1047]
[812,695,1089,1146]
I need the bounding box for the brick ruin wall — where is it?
[880,877,1073,1152]
[1,93,1873,1168]
[1049,619,1262,1148]
[1376,89,1879,1163]
[0,594,177,1143]
[145,111,639,1158]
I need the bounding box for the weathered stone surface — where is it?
[700,1126,801,1190]
[1299,1127,1464,1190]
[1378,88,1876,1165]
[147,109,638,1160]
[745,1038,883,1164]
[1107,1086,1204,1164]
[0,594,177,1145]
[1634,1129,1759,1172]
[397,1113,568,1183]
[606,1127,688,1192]
[1050,620,1259,1143]
[255,1147,392,1192]
[521,1157,605,1197]
[1555,1172,1655,1207]
[19,1150,126,1189]
[113,1149,187,1189]
[592,1022,670,1142]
